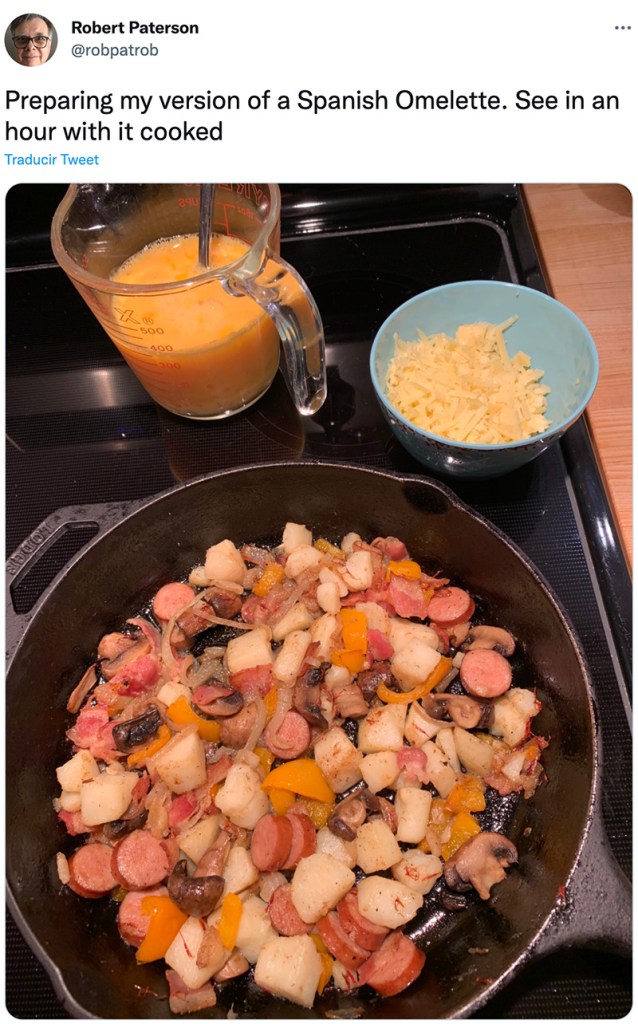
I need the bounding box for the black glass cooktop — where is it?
[5,185,631,1018]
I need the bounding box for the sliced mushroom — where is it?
[103,805,149,841]
[356,663,393,702]
[293,664,329,730]
[100,636,151,679]
[112,705,162,753]
[463,625,516,657]
[194,686,244,718]
[328,796,367,841]
[443,832,518,900]
[168,859,224,917]
[422,692,493,730]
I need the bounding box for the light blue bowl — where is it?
[370,280,599,479]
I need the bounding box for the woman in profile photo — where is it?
[7,12,55,65]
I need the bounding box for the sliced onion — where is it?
[434,666,459,692]
[243,696,267,752]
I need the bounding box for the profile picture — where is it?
[6,12,56,65]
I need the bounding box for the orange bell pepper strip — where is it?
[267,787,296,815]
[385,559,422,582]
[135,896,188,963]
[166,695,220,742]
[314,538,345,560]
[262,758,335,805]
[262,687,279,719]
[441,810,481,860]
[254,745,275,775]
[252,562,285,597]
[218,892,243,949]
[338,608,368,652]
[376,656,453,704]
[331,648,365,674]
[445,774,486,814]
[298,797,333,829]
[126,723,171,767]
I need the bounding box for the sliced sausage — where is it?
[117,885,168,947]
[152,582,196,622]
[250,813,293,872]
[337,890,390,952]
[426,586,475,627]
[460,648,513,698]
[358,931,426,996]
[67,842,118,898]
[281,811,316,870]
[219,702,260,749]
[263,710,311,760]
[316,911,370,970]
[111,829,170,890]
[267,882,313,936]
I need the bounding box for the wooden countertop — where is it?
[522,184,632,568]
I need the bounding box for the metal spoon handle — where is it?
[198,184,214,269]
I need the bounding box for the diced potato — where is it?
[360,751,400,793]
[214,762,270,828]
[323,664,352,691]
[80,770,139,827]
[395,787,432,843]
[56,750,100,793]
[156,680,191,707]
[222,845,260,896]
[315,826,357,868]
[234,896,277,964]
[309,613,339,660]
[357,703,407,753]
[421,740,458,798]
[436,727,460,772]
[290,853,355,923]
[491,688,540,747]
[313,726,362,793]
[405,701,443,744]
[388,619,439,653]
[271,603,314,642]
[254,934,323,1008]
[391,850,443,895]
[272,629,312,686]
[319,566,348,595]
[188,565,208,587]
[285,545,323,579]
[282,522,313,555]
[391,639,441,692]
[204,539,246,585]
[339,550,373,591]
[58,790,81,813]
[339,532,360,554]
[316,581,341,615]
[355,601,390,634]
[178,814,221,866]
[356,819,402,873]
[357,876,423,929]
[226,626,273,675]
[165,917,217,989]
[453,727,496,777]
[152,725,207,795]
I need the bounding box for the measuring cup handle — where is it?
[230,255,327,417]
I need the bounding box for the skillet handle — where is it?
[5,500,144,654]
[531,806,632,960]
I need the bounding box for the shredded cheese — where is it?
[385,318,551,444]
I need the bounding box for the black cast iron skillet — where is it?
[5,462,631,1019]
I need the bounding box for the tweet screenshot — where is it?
[3,2,633,1019]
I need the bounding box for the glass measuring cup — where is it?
[50,184,327,420]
